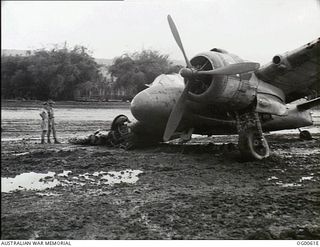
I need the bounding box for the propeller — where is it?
[163,82,190,141]
[163,15,260,142]
[163,15,192,141]
[180,62,260,77]
[167,15,192,68]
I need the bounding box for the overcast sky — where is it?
[2,0,320,63]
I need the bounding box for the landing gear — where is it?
[69,115,134,149]
[108,115,134,149]
[299,129,312,140]
[238,128,270,160]
[236,112,270,160]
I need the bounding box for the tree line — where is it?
[109,50,182,99]
[1,45,181,101]
[2,45,318,101]
[1,46,103,100]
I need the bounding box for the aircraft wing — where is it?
[296,97,320,111]
[255,38,320,103]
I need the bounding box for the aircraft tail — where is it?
[296,97,320,111]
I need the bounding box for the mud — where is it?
[1,102,320,240]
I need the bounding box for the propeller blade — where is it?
[163,80,190,141]
[195,62,260,76]
[164,15,193,141]
[167,15,192,68]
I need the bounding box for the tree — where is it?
[108,49,181,99]
[1,45,102,100]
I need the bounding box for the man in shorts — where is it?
[40,103,48,144]
[46,100,60,144]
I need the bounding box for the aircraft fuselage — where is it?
[130,69,313,136]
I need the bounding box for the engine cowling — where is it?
[187,51,258,111]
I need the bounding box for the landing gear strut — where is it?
[236,112,270,160]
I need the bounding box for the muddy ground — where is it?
[1,102,320,240]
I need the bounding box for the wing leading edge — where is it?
[255,38,320,103]
[296,97,320,111]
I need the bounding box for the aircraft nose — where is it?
[130,90,152,122]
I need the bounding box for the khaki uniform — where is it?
[40,109,48,144]
[47,105,59,143]
[40,109,48,131]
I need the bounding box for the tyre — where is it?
[299,130,312,140]
[238,128,270,160]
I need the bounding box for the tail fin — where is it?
[297,97,320,111]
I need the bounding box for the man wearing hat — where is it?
[45,100,60,144]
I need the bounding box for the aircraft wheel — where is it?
[238,128,270,160]
[299,130,312,140]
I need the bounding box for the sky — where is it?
[1,0,320,64]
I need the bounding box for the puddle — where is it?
[275,182,302,187]
[275,147,320,157]
[290,148,320,155]
[1,137,39,142]
[269,175,314,188]
[76,170,143,185]
[270,126,320,134]
[12,152,30,156]
[96,170,143,185]
[58,171,72,177]
[1,171,59,193]
[35,192,61,197]
[1,169,143,193]
[299,176,314,182]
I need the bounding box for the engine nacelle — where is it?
[187,51,258,111]
[272,54,292,69]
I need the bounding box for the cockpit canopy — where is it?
[210,48,228,54]
[146,73,184,87]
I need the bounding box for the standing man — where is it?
[40,103,48,144]
[46,100,60,144]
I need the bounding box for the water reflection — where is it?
[274,147,320,157]
[275,182,302,188]
[96,170,143,185]
[1,169,143,193]
[1,171,59,193]
[268,175,315,188]
[76,170,143,185]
